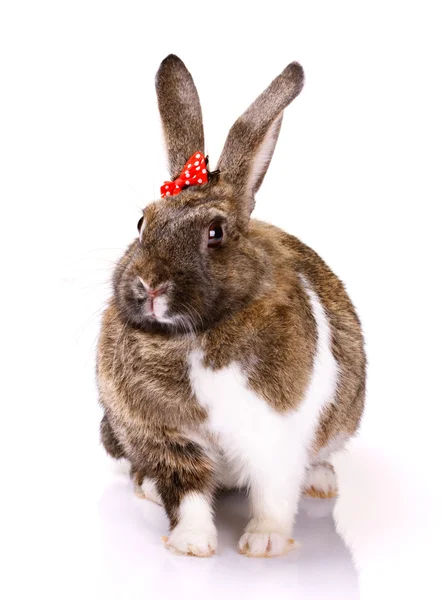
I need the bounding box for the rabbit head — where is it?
[113,54,304,332]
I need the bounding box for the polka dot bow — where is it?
[160,152,208,198]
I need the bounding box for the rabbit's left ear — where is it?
[156,55,205,180]
[217,62,304,223]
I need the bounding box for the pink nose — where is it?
[138,277,168,297]
[146,287,167,298]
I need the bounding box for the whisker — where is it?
[180,307,197,336]
[180,300,204,332]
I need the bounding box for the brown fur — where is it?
[96,55,366,534]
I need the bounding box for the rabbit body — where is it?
[97,56,366,557]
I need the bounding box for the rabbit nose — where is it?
[138,277,168,297]
[147,287,167,298]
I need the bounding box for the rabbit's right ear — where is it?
[217,62,304,225]
[156,55,205,180]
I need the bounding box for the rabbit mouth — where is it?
[143,294,170,322]
[125,276,207,332]
[124,278,174,327]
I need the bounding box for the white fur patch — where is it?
[139,478,162,505]
[313,432,349,464]
[152,294,169,320]
[188,274,339,552]
[108,457,131,476]
[164,492,217,557]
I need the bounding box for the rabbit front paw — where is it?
[239,531,296,557]
[163,525,217,557]
[238,518,297,558]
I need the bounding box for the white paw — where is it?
[163,525,217,557]
[238,518,297,557]
[134,477,162,506]
[303,463,338,498]
[239,532,296,557]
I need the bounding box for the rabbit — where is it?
[97,54,366,558]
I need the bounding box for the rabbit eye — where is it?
[137,217,144,233]
[208,222,223,248]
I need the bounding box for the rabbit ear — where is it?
[156,55,205,179]
[216,62,304,221]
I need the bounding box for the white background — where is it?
[1,1,441,599]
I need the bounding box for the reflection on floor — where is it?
[98,476,359,600]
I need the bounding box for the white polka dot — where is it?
[185,180,190,185]
[196,153,201,158]
[185,171,190,177]
[196,166,200,171]
[198,178,202,183]
[165,185,169,189]
[166,191,170,196]
[202,169,207,174]
[188,164,191,168]
[194,161,199,166]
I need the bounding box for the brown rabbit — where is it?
[97,54,366,558]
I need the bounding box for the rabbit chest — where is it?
[187,280,339,487]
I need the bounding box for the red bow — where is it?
[161,151,208,198]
